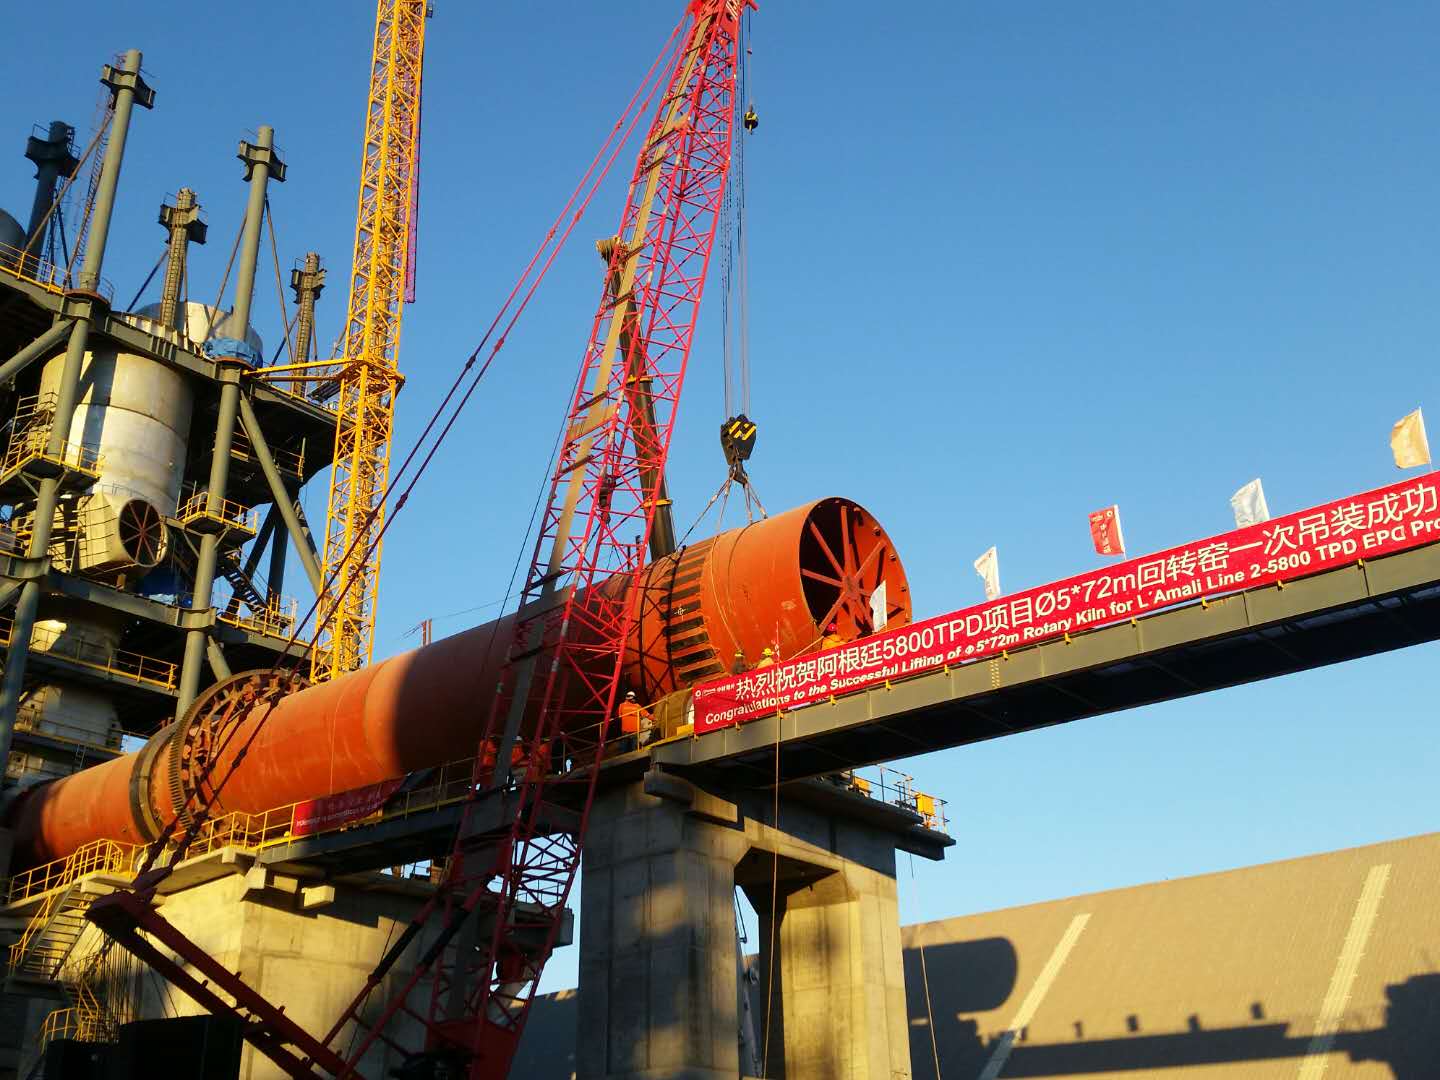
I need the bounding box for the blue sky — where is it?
[5,2,1438,994]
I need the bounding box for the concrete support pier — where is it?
[577,769,949,1079]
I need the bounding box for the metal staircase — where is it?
[219,549,268,613]
[8,892,122,1079]
[8,886,99,983]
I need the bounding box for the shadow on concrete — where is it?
[906,940,1440,1080]
[511,987,579,1078]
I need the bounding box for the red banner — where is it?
[292,779,403,836]
[693,475,1440,734]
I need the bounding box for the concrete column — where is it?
[578,775,915,1080]
[749,852,909,1079]
[579,783,745,1080]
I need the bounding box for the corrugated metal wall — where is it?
[904,833,1440,1080]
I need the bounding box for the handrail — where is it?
[0,239,116,303]
[1,435,104,479]
[176,490,259,533]
[2,759,480,905]
[13,709,123,754]
[229,427,306,477]
[5,839,136,906]
[218,594,299,637]
[2,621,179,690]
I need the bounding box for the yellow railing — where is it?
[5,839,136,907]
[0,520,30,554]
[14,709,122,754]
[842,765,950,834]
[34,966,119,1052]
[182,756,478,862]
[177,490,259,534]
[24,623,177,690]
[1,393,106,481]
[3,759,479,906]
[219,594,298,638]
[229,427,306,478]
[0,239,115,303]
[38,1003,114,1045]
[0,433,104,480]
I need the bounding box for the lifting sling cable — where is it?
[712,13,765,528]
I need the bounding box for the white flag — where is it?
[1230,478,1270,528]
[973,546,1001,600]
[869,579,889,632]
[1390,408,1431,469]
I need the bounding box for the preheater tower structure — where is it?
[310,0,428,682]
[0,53,337,818]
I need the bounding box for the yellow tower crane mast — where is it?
[313,0,429,680]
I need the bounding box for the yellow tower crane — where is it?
[312,0,429,679]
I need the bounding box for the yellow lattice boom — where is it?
[314,0,428,680]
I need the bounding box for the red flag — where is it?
[1088,504,1125,556]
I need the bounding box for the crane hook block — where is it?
[743,105,759,132]
[721,415,758,476]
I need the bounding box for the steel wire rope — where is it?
[55,206,71,275]
[320,24,703,1066]
[199,223,244,343]
[264,196,298,365]
[88,15,686,1053]
[63,80,117,286]
[761,709,781,1076]
[920,942,943,1078]
[121,13,689,909]
[737,11,752,416]
[122,248,168,312]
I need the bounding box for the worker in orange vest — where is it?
[617,691,651,753]
[821,621,844,650]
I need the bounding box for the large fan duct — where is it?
[4,498,911,867]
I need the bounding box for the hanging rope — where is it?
[920,943,944,1078]
[761,706,781,1076]
[264,195,298,365]
[711,13,764,529]
[123,248,169,311]
[117,13,689,899]
[736,11,753,416]
[200,222,244,342]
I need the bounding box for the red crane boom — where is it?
[326,2,754,1074]
[77,4,753,1077]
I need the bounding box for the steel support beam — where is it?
[0,320,71,388]
[206,638,232,681]
[237,394,323,597]
[176,126,281,718]
[0,49,150,773]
